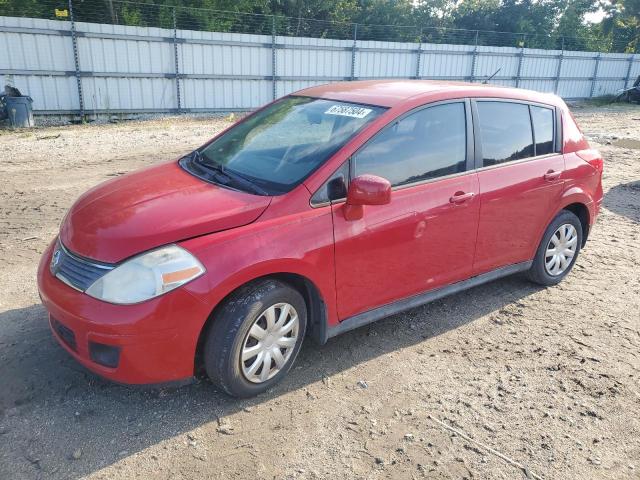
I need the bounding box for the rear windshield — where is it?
[193,96,385,195]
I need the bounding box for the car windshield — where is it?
[189,96,386,195]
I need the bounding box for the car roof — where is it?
[295,80,561,109]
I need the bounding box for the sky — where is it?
[584,8,606,23]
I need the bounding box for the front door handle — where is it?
[544,170,562,181]
[449,191,475,204]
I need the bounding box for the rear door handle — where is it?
[544,170,562,181]
[449,191,475,204]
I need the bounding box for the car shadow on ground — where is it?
[603,180,640,223]
[0,274,542,479]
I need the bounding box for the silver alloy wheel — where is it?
[240,303,299,384]
[545,223,578,276]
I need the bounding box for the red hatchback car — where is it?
[38,80,603,397]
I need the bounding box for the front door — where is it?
[331,100,481,320]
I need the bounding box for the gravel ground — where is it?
[0,105,639,480]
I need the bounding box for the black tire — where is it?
[615,92,628,103]
[527,210,583,286]
[203,279,307,398]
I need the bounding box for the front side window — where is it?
[191,96,385,195]
[477,101,534,167]
[353,102,467,187]
[311,161,350,205]
[531,106,555,156]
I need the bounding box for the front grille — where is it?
[50,241,113,291]
[51,317,77,351]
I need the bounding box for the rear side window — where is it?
[531,106,554,155]
[476,102,534,167]
[354,102,467,187]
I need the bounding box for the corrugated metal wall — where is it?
[1,16,638,114]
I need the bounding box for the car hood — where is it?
[60,161,271,263]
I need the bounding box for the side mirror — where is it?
[344,174,391,220]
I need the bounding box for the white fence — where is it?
[1,15,639,115]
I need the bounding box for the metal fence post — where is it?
[68,0,84,118]
[351,23,358,80]
[415,28,422,79]
[624,51,636,88]
[515,34,525,88]
[470,30,479,82]
[172,7,181,113]
[271,16,277,99]
[590,52,601,97]
[554,37,564,94]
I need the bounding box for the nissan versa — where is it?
[38,80,604,397]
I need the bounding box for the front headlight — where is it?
[85,245,205,305]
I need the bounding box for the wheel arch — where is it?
[193,271,329,376]
[557,186,594,247]
[530,189,593,261]
[562,202,590,247]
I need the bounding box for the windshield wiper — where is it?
[190,150,269,196]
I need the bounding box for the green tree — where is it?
[0,0,624,52]
[601,0,640,52]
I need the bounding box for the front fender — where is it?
[180,207,338,337]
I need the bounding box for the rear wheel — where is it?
[203,279,307,398]
[527,210,583,286]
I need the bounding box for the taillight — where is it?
[576,149,604,173]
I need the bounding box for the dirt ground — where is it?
[0,104,638,480]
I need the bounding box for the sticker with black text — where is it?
[325,105,372,119]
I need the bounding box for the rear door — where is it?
[330,100,480,320]
[472,100,564,275]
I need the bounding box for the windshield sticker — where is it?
[325,105,372,119]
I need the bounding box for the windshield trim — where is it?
[292,95,390,111]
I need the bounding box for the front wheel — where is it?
[527,210,583,286]
[203,279,307,398]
